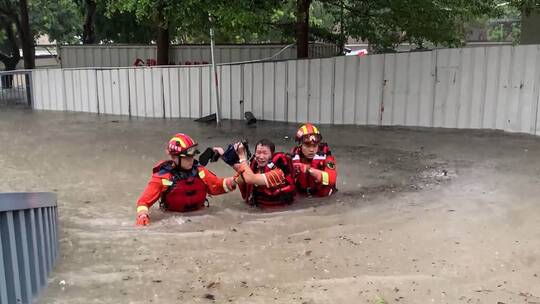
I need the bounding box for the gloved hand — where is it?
[198,147,216,166]
[239,141,251,160]
[136,212,150,226]
[222,144,240,166]
[293,162,310,174]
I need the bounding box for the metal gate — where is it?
[0,70,32,107]
[0,192,58,304]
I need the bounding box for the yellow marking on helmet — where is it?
[171,137,187,148]
[312,125,319,134]
[301,125,308,135]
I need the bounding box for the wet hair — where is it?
[255,138,275,154]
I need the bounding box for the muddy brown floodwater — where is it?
[1,107,539,304]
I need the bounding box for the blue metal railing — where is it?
[0,192,58,304]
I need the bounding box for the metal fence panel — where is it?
[59,44,339,68]
[274,61,288,122]
[296,60,310,123]
[164,68,177,118]
[201,66,212,117]
[14,211,33,304]
[320,58,335,124]
[189,67,202,118]
[0,193,58,304]
[178,68,191,118]
[433,49,460,128]
[251,63,264,119]
[286,61,297,122]
[333,56,346,124]
[219,65,232,120]
[308,59,321,123]
[263,62,276,120]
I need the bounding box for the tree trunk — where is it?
[0,19,21,88]
[521,9,540,44]
[296,0,310,59]
[156,2,169,66]
[0,21,21,70]
[82,0,97,44]
[17,0,35,69]
[156,26,169,65]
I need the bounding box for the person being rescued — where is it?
[135,133,237,226]
[291,123,337,197]
[220,139,296,208]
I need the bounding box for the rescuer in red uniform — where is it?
[291,123,337,197]
[135,133,237,226]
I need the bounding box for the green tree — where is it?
[320,0,500,52]
[30,0,82,43]
[107,0,283,64]
[74,0,155,44]
[0,0,35,69]
[1,0,81,71]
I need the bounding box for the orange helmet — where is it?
[167,133,199,157]
[295,123,322,144]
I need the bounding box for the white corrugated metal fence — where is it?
[33,44,540,136]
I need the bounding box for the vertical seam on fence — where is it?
[61,70,67,111]
[229,65,233,119]
[295,60,299,123]
[284,61,289,122]
[96,70,101,114]
[240,64,245,120]
[392,54,398,125]
[40,70,46,110]
[262,63,265,120]
[273,62,276,120]
[330,57,336,124]
[517,48,528,132]
[161,69,166,119]
[199,67,203,118]
[507,47,516,131]
[366,56,371,124]
[341,58,347,124]
[177,68,181,118]
[463,48,471,129]
[188,68,192,118]
[404,53,410,126]
[533,46,540,135]
[127,70,132,117]
[431,50,438,127]
[353,57,359,125]
[493,47,502,129]
[47,69,52,110]
[380,54,386,126]
[307,59,311,122]
[251,64,254,117]
[318,59,322,124]
[29,71,34,108]
[480,48,489,129]
[416,54,423,126]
